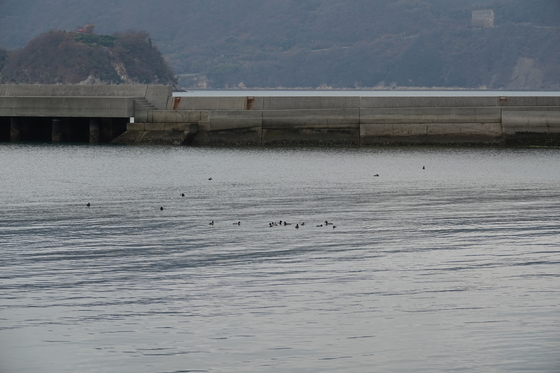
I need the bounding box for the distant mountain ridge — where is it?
[1,0,559,89]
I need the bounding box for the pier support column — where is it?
[10,118,21,142]
[89,118,101,144]
[52,119,63,143]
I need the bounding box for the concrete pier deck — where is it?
[0,85,170,143]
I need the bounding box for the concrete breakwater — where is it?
[0,85,169,143]
[118,95,560,146]
[1,85,559,146]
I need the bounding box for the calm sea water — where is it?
[1,144,559,373]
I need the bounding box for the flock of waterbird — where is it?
[267,220,336,229]
[84,175,339,229]
[85,168,425,229]
[206,220,334,228]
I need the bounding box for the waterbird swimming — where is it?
[160,207,164,211]
[209,221,214,226]
[86,203,90,207]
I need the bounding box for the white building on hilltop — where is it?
[472,10,494,28]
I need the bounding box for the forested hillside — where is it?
[1,0,559,89]
[0,29,177,85]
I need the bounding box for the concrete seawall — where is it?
[0,85,171,143]
[114,95,560,146]
[1,85,559,146]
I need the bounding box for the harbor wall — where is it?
[117,95,560,146]
[1,85,559,146]
[0,84,171,143]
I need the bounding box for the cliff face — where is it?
[1,30,177,86]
